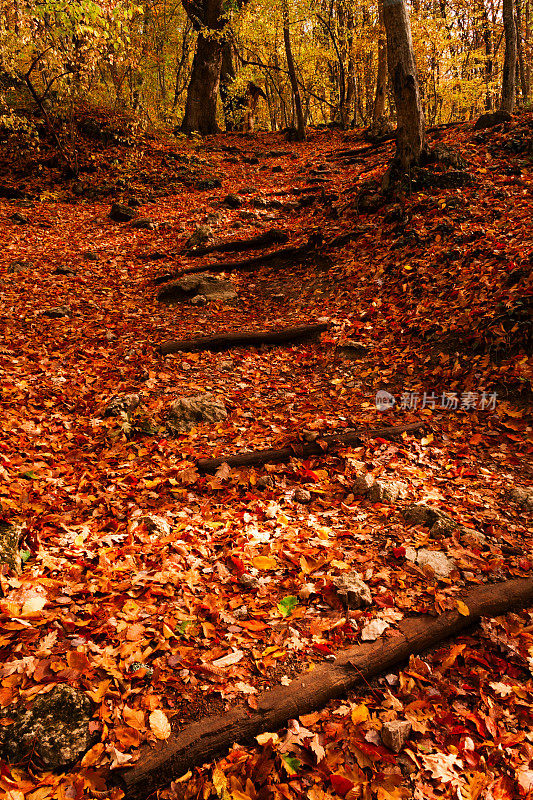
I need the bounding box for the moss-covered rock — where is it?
[0,684,95,768]
[0,520,23,574]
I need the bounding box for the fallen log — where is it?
[187,229,289,257]
[178,233,322,276]
[159,323,329,356]
[195,422,425,472]
[116,577,533,800]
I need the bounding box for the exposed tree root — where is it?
[187,229,289,257]
[158,323,329,355]
[115,578,533,800]
[195,422,426,472]
[178,234,323,276]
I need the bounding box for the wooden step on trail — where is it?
[195,422,426,472]
[158,322,329,355]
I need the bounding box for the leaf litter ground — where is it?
[0,115,532,799]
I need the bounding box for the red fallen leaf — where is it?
[67,650,91,672]
[392,546,406,558]
[313,643,333,655]
[489,776,517,800]
[519,558,531,571]
[230,556,246,576]
[330,774,354,797]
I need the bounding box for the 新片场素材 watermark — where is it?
[375,390,497,412]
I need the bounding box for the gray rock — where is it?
[474,110,511,130]
[0,521,23,574]
[239,573,260,589]
[157,274,237,305]
[43,305,70,318]
[133,514,171,537]
[186,225,213,249]
[368,480,404,505]
[10,212,29,225]
[430,514,459,536]
[381,720,411,753]
[293,487,311,504]
[0,684,95,768]
[109,203,137,222]
[103,393,141,419]
[416,549,455,578]
[461,528,488,549]
[167,393,227,434]
[332,571,372,609]
[338,340,369,359]
[8,260,33,274]
[256,475,275,490]
[510,486,533,510]
[190,294,207,306]
[131,218,155,230]
[53,266,76,276]
[352,473,374,496]
[404,503,458,535]
[222,193,244,208]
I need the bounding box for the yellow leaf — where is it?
[441,644,466,671]
[123,706,145,730]
[256,731,279,746]
[21,596,46,617]
[87,680,111,703]
[162,623,176,639]
[456,600,470,616]
[81,742,105,767]
[232,791,252,800]
[252,556,278,570]
[351,704,369,725]
[300,556,310,574]
[149,709,171,740]
[420,434,434,446]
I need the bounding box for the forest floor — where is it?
[0,112,532,800]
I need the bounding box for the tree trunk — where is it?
[382,0,425,170]
[282,0,306,140]
[181,31,223,134]
[501,0,517,113]
[373,0,388,121]
[219,41,238,130]
[516,0,528,102]
[482,3,494,110]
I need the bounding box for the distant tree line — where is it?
[0,0,530,167]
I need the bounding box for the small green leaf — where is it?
[20,549,31,564]
[277,595,298,618]
[281,754,301,775]
[20,471,37,480]
[177,620,193,634]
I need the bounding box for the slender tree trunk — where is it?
[220,40,237,130]
[373,0,388,121]
[501,0,518,112]
[516,0,528,102]
[344,8,356,126]
[281,0,306,140]
[382,0,425,171]
[482,3,494,109]
[526,0,531,100]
